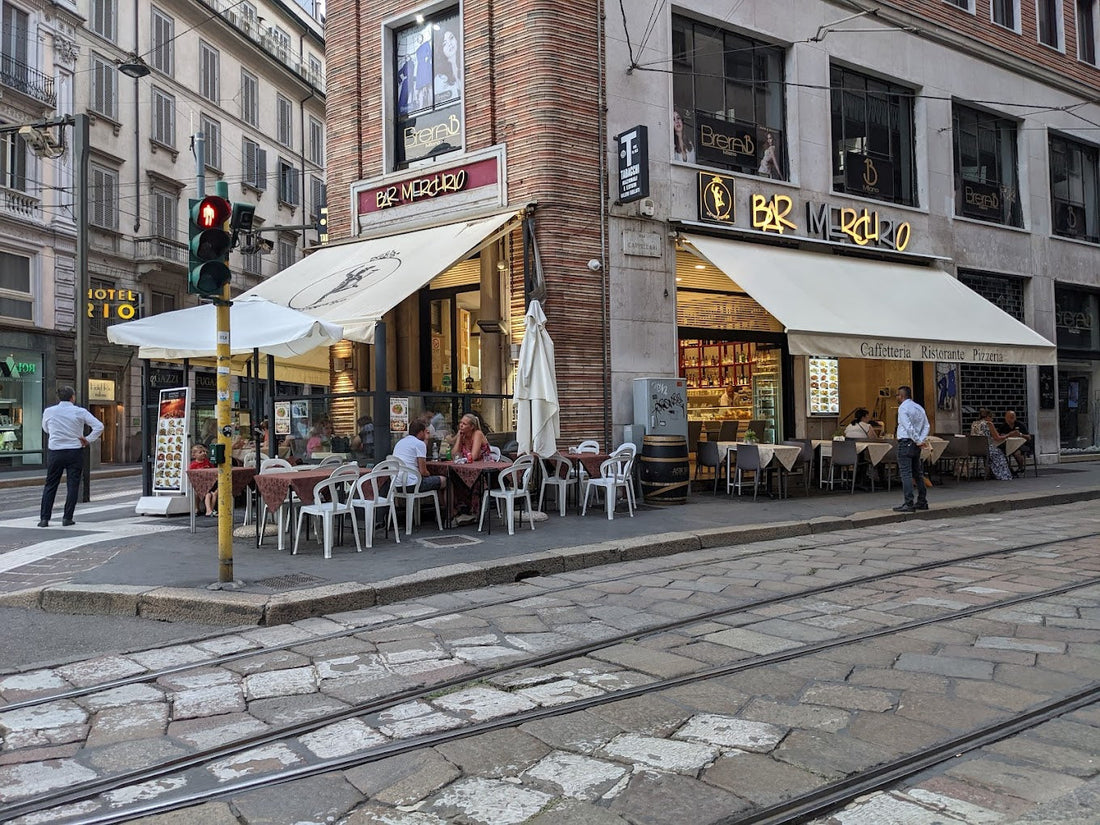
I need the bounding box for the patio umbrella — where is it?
[514,299,559,458]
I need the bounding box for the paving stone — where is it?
[608,769,751,825]
[102,775,189,809]
[0,742,80,765]
[952,681,1047,712]
[375,701,464,739]
[975,636,1066,654]
[124,801,240,824]
[589,694,690,737]
[0,669,71,702]
[0,699,87,736]
[703,627,802,655]
[944,756,1085,802]
[167,712,270,749]
[702,751,826,804]
[386,658,476,683]
[773,729,896,780]
[903,788,1006,824]
[86,703,169,746]
[169,683,246,719]
[156,668,239,691]
[431,685,537,721]
[999,775,1100,824]
[231,773,364,824]
[80,683,166,711]
[802,684,896,712]
[344,750,461,808]
[986,736,1099,777]
[337,802,450,824]
[1027,719,1100,754]
[845,711,950,755]
[846,667,949,694]
[319,673,419,705]
[247,692,350,726]
[222,649,312,675]
[823,791,970,824]
[659,682,749,716]
[83,737,191,772]
[516,678,605,706]
[894,653,995,680]
[993,663,1090,694]
[313,653,390,681]
[674,713,785,752]
[505,631,582,654]
[524,750,629,800]
[716,669,808,700]
[433,728,550,777]
[451,644,527,666]
[243,666,318,700]
[520,709,624,754]
[377,639,448,664]
[599,732,718,773]
[589,644,703,678]
[739,698,851,733]
[192,635,259,655]
[895,692,1006,732]
[525,799,631,824]
[0,758,98,802]
[297,718,387,759]
[54,655,145,687]
[127,644,210,670]
[427,775,553,824]
[581,670,658,693]
[207,742,301,781]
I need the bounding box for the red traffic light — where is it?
[193,195,231,230]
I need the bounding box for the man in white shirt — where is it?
[392,418,447,492]
[39,386,104,527]
[893,385,930,513]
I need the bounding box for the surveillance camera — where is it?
[587,259,602,272]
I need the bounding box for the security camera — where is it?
[587,259,602,272]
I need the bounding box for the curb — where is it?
[4,486,1099,626]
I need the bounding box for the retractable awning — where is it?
[682,234,1057,366]
[243,210,521,343]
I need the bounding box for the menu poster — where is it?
[390,397,409,433]
[153,387,191,493]
[807,356,839,416]
[274,401,291,436]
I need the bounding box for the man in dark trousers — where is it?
[893,385,930,513]
[39,386,104,527]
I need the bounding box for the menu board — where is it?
[807,357,839,416]
[153,387,191,492]
[390,397,409,433]
[274,401,292,435]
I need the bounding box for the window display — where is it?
[0,348,43,465]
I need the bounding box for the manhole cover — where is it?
[255,572,328,589]
[419,534,482,548]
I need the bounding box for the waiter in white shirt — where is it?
[39,386,104,527]
[893,385,929,513]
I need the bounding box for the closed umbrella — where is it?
[514,299,559,458]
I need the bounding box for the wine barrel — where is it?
[640,434,689,505]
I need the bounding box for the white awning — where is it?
[243,210,521,343]
[682,234,1057,366]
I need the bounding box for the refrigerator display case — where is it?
[751,346,782,443]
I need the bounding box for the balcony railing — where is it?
[0,56,56,106]
[135,236,187,268]
[0,185,40,221]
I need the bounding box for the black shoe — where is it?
[892,504,915,513]
[62,519,76,526]
[914,503,928,511]
[37,519,49,527]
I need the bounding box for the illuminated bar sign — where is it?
[746,193,914,252]
[87,287,139,321]
[357,156,499,215]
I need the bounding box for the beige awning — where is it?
[243,211,521,343]
[682,234,1057,366]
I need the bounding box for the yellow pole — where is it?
[216,282,233,582]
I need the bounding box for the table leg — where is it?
[190,488,196,534]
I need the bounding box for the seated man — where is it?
[392,418,448,496]
[998,409,1032,475]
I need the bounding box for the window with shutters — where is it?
[277,159,299,206]
[151,188,177,240]
[151,8,174,74]
[90,165,119,230]
[201,115,221,170]
[952,104,1022,227]
[150,290,176,316]
[91,54,118,119]
[308,54,323,88]
[242,249,261,275]
[992,0,1018,29]
[310,176,326,222]
[277,94,293,147]
[308,117,324,165]
[90,0,116,41]
[0,251,32,323]
[277,237,296,271]
[241,70,258,126]
[1049,133,1099,243]
[0,131,28,192]
[199,42,219,102]
[2,5,29,90]
[671,14,787,179]
[392,7,463,168]
[151,87,175,146]
[1038,0,1063,48]
[243,138,267,190]
[1079,0,1099,63]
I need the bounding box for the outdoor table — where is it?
[1003,436,1027,457]
[718,441,801,497]
[426,458,513,532]
[812,439,893,487]
[185,467,258,534]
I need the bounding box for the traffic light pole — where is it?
[213,180,234,584]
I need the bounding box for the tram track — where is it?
[6,548,1099,824]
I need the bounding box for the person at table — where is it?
[393,418,450,512]
[893,386,929,513]
[998,410,1032,476]
[971,408,1015,481]
[305,425,325,459]
[844,408,882,440]
[448,413,492,462]
[188,445,217,517]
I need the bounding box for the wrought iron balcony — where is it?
[0,56,56,106]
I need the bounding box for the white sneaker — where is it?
[454,514,476,526]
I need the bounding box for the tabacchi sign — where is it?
[357,156,499,215]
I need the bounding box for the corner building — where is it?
[322,0,1100,461]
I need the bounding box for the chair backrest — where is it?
[317,455,344,468]
[501,440,520,455]
[697,440,720,466]
[261,457,293,472]
[489,445,502,461]
[718,420,740,442]
[612,442,637,459]
[355,464,400,502]
[577,440,600,454]
[541,453,572,481]
[735,443,762,471]
[599,454,632,482]
[312,476,351,507]
[783,439,812,465]
[967,434,988,457]
[687,421,703,451]
[262,465,295,476]
[500,454,535,491]
[832,439,858,465]
[745,420,768,442]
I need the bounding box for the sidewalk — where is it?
[3,460,1099,626]
[0,464,142,489]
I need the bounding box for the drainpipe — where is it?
[597,0,609,447]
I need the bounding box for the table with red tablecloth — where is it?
[252,466,372,549]
[185,467,257,533]
[426,459,513,530]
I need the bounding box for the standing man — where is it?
[39,386,103,527]
[893,385,930,513]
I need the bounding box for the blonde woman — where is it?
[450,414,491,463]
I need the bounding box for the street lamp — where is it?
[118,53,150,79]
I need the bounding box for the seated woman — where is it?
[844,408,881,440]
[447,414,492,524]
[971,408,1016,481]
[188,445,218,516]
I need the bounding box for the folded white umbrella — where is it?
[106,295,344,359]
[514,299,560,458]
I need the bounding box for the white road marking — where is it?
[0,518,182,574]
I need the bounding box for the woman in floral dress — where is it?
[971,408,1016,481]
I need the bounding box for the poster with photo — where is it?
[390,397,409,433]
[274,402,291,436]
[152,387,191,493]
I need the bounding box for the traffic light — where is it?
[315,206,328,245]
[188,195,232,296]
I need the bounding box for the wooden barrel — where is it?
[640,434,689,505]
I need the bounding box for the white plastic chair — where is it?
[576,440,600,454]
[350,466,402,548]
[539,453,577,517]
[316,454,345,469]
[581,454,635,520]
[478,454,536,535]
[292,476,362,558]
[384,458,444,535]
[609,443,638,511]
[488,445,502,461]
[240,453,272,525]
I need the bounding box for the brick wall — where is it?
[324,0,607,442]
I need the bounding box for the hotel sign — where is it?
[87,287,139,321]
[357,156,499,215]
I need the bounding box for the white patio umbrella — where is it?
[514,299,560,458]
[106,295,344,358]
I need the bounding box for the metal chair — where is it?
[581,454,635,519]
[717,420,740,442]
[687,421,703,456]
[292,476,362,559]
[823,439,858,493]
[780,439,814,497]
[694,439,722,494]
[539,453,577,516]
[479,454,536,535]
[878,441,899,492]
[745,420,768,442]
[350,466,402,549]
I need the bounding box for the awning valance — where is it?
[682,234,1057,366]
[243,210,521,343]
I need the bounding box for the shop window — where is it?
[1038,0,1062,48]
[392,7,463,168]
[952,104,1022,227]
[0,347,44,464]
[1079,0,1098,63]
[829,65,917,206]
[0,129,27,192]
[671,14,787,179]
[0,251,32,322]
[992,0,1018,29]
[1049,133,1100,243]
[151,8,174,75]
